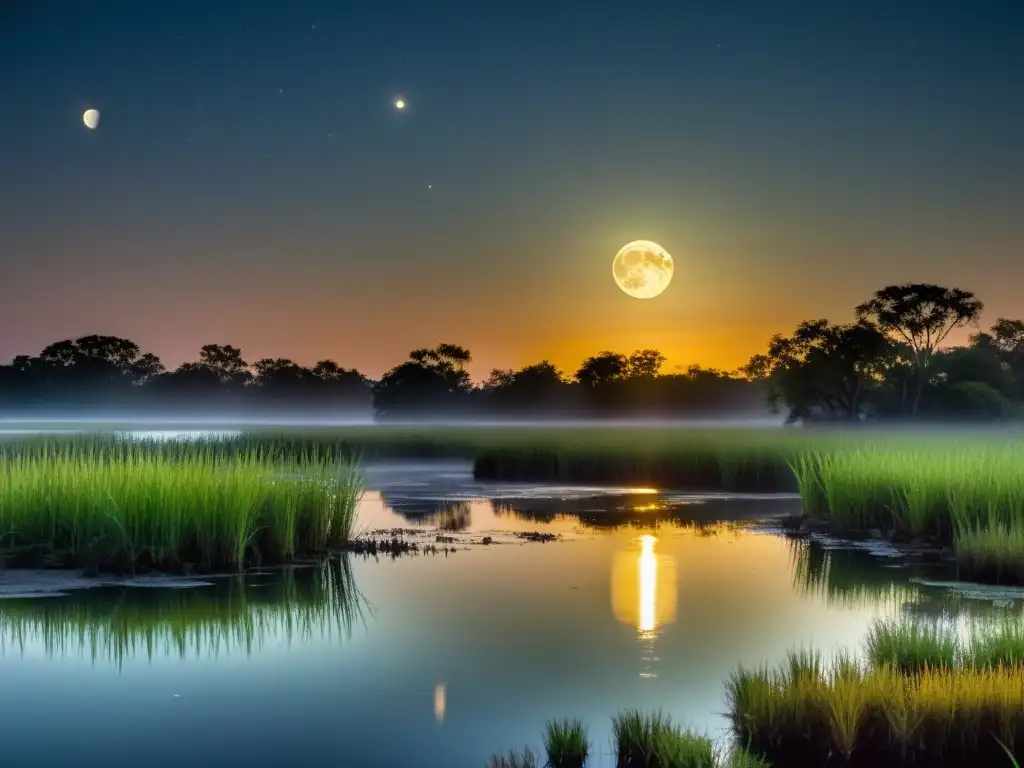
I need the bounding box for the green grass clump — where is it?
[790,440,1024,537]
[0,444,361,571]
[865,618,960,673]
[954,520,1024,585]
[727,626,1024,767]
[543,718,589,768]
[612,710,715,768]
[789,436,1024,584]
[964,618,1024,669]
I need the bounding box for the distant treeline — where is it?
[3,282,1021,422]
[743,283,1024,421]
[0,339,765,421]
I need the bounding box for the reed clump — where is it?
[543,718,590,768]
[473,431,808,492]
[612,710,716,768]
[727,621,1024,767]
[0,443,361,572]
[492,710,739,768]
[790,438,1024,583]
[864,618,960,673]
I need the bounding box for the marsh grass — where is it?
[865,618,960,673]
[543,718,590,768]
[727,625,1024,767]
[473,432,806,492]
[612,710,715,768]
[8,428,1024,583]
[965,618,1024,669]
[954,520,1024,585]
[788,438,1024,584]
[0,443,361,571]
[0,558,366,666]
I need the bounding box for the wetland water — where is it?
[1,461,1021,767]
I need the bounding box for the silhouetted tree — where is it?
[856,284,983,416]
[625,349,667,379]
[198,344,251,384]
[483,360,572,415]
[574,352,628,387]
[373,344,474,419]
[744,320,891,421]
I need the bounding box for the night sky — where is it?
[2,0,1022,379]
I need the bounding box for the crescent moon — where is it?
[612,240,674,299]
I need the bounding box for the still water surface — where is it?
[0,462,1020,767]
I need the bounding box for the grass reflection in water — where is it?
[0,557,366,666]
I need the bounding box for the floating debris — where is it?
[515,531,558,543]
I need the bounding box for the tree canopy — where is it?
[3,282,1020,423]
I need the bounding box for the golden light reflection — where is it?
[434,683,446,723]
[639,535,657,632]
[611,535,677,679]
[611,535,677,633]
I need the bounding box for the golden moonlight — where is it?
[612,240,674,299]
[83,109,100,130]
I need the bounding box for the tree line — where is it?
[3,282,1019,422]
[0,338,764,420]
[743,283,1024,421]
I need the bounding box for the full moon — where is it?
[82,109,100,130]
[612,240,674,299]
[394,98,406,110]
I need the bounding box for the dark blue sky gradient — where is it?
[2,0,1022,377]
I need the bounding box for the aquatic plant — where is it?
[611,710,715,768]
[864,617,960,673]
[474,431,807,492]
[543,718,589,768]
[726,627,1024,767]
[964,617,1024,669]
[0,443,361,571]
[788,437,1024,584]
[954,519,1024,585]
